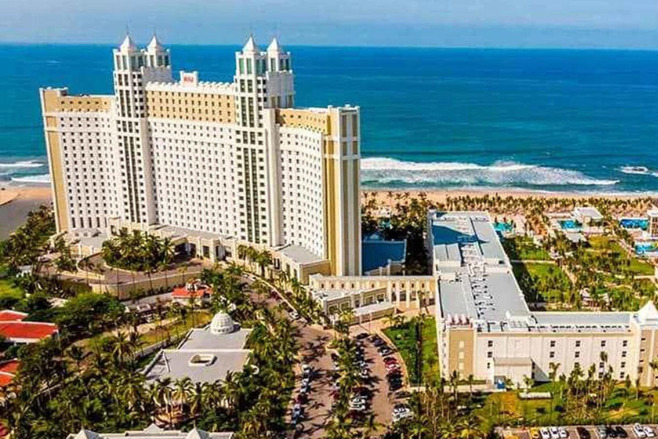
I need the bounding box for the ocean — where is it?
[1,44,657,194]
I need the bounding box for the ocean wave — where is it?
[10,174,51,184]
[361,158,618,187]
[0,160,45,169]
[619,166,658,178]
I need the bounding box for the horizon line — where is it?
[0,40,657,52]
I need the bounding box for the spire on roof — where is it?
[148,33,165,51]
[73,429,100,439]
[120,33,138,52]
[267,37,282,52]
[186,428,210,439]
[242,35,259,53]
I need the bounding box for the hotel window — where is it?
[623,340,628,347]
[487,340,493,348]
[549,352,555,358]
[575,351,580,358]
[575,340,581,347]
[487,352,492,358]
[601,341,606,347]
[550,341,556,348]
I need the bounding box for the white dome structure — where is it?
[209,311,236,335]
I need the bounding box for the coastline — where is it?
[0,185,52,239]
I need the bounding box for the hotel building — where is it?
[40,35,361,279]
[430,211,658,387]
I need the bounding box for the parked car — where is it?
[558,427,568,438]
[290,311,299,320]
[356,332,369,340]
[633,424,647,439]
[644,426,655,438]
[596,425,608,439]
[549,426,559,439]
[576,427,591,439]
[614,426,628,438]
[540,428,550,439]
[605,426,617,438]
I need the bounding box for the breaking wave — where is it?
[361,158,619,187]
[619,166,658,178]
[0,160,44,169]
[10,174,51,184]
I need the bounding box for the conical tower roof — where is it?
[148,34,165,51]
[242,35,259,53]
[120,33,138,52]
[267,37,282,52]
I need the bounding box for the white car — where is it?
[558,427,568,438]
[549,427,560,439]
[633,424,647,439]
[645,426,656,438]
[290,311,299,320]
[540,428,551,439]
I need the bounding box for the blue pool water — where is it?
[494,222,513,233]
[559,219,582,231]
[620,218,648,230]
[635,242,658,256]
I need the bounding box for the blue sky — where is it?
[1,0,657,49]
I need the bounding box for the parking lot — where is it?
[501,424,658,439]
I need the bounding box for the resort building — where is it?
[40,34,361,279]
[430,211,658,387]
[144,311,251,384]
[67,424,233,439]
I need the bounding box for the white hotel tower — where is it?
[40,35,362,279]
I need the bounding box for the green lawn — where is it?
[502,236,551,261]
[477,383,658,431]
[512,262,573,305]
[384,316,439,385]
[588,236,654,276]
[0,267,24,305]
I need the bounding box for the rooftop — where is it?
[362,239,406,273]
[0,310,58,342]
[430,212,638,334]
[144,313,251,384]
[68,424,233,439]
[574,206,604,221]
[277,244,324,265]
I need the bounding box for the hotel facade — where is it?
[40,35,361,280]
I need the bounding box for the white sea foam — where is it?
[620,166,650,175]
[0,160,45,169]
[361,157,618,187]
[10,174,51,184]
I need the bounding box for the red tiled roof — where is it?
[0,373,13,387]
[172,285,211,298]
[0,360,19,375]
[0,321,58,342]
[0,310,27,322]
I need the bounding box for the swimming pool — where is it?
[635,242,658,256]
[620,218,648,230]
[559,219,582,231]
[494,222,513,233]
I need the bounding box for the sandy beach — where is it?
[363,188,651,207]
[0,186,53,239]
